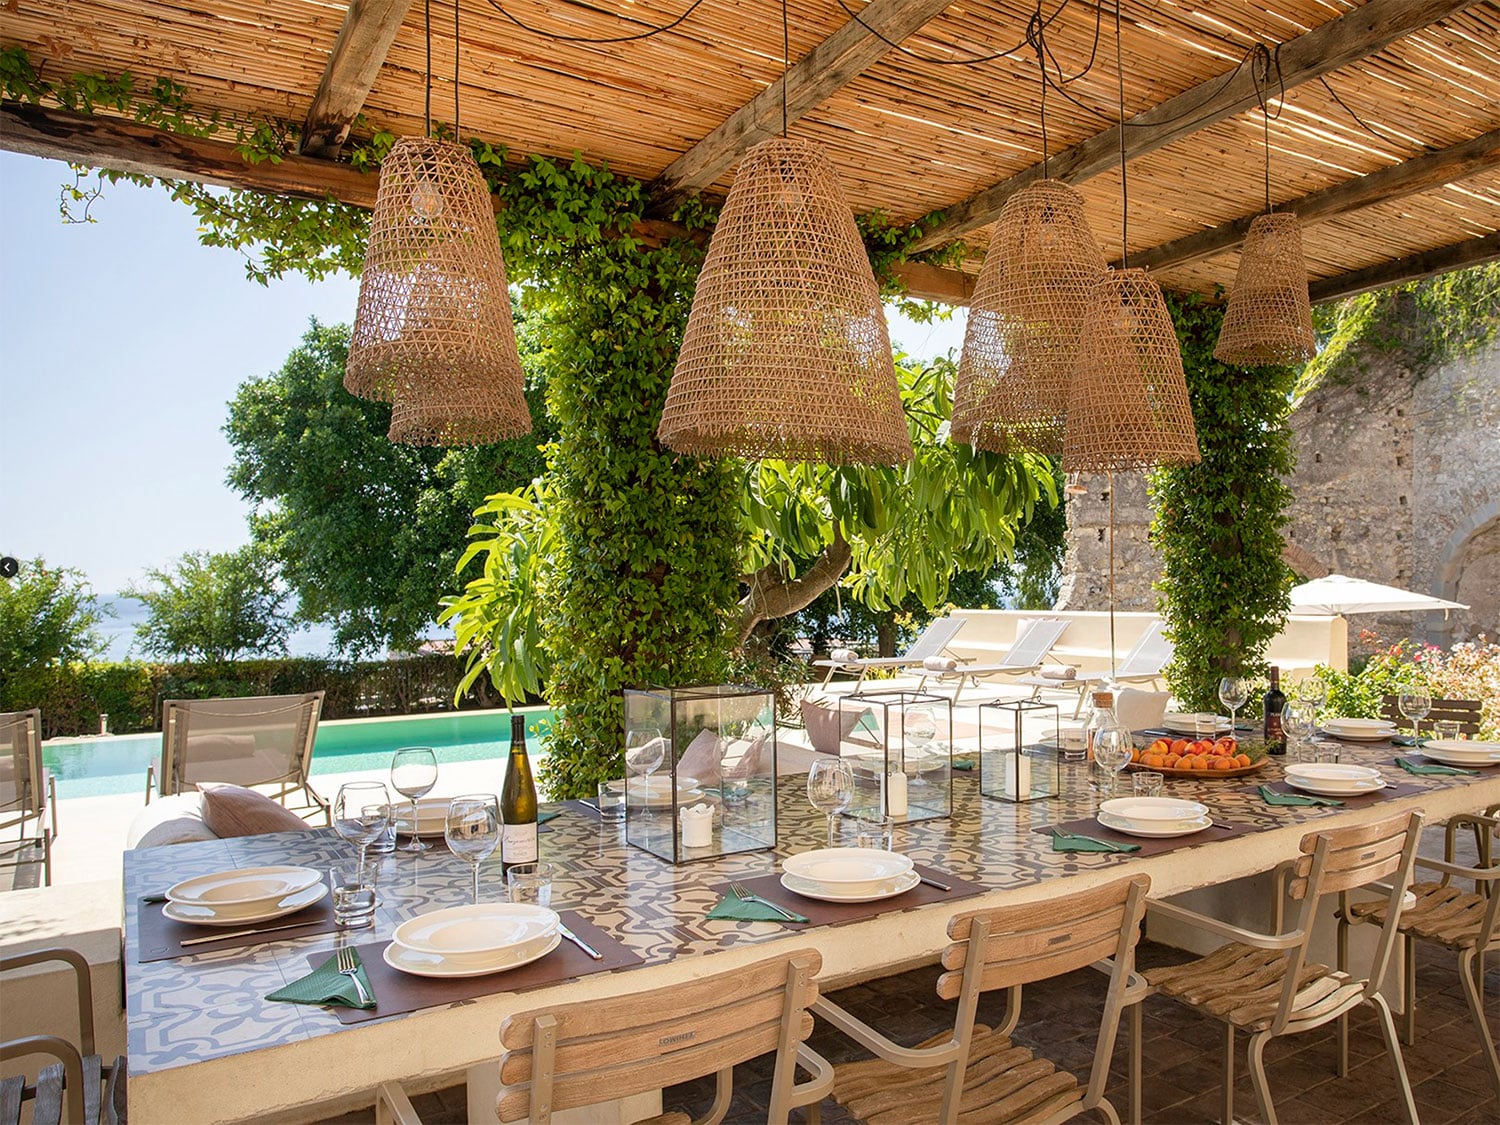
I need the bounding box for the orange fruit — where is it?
[1235,753,1252,768]
[1164,754,1182,769]
[1171,739,1190,755]
[1212,756,1235,770]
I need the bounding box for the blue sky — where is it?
[0,151,966,596]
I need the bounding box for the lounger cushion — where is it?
[829,648,860,665]
[1037,665,1078,680]
[128,793,217,849]
[201,784,311,837]
[922,656,959,672]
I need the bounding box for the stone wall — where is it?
[1054,470,1159,612]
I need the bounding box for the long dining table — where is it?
[122,738,1500,1124]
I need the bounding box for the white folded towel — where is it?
[1037,665,1078,681]
[830,648,860,664]
[922,655,959,672]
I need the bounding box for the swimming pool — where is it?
[41,707,555,799]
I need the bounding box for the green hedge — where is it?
[3,654,489,739]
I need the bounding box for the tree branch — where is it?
[736,532,852,646]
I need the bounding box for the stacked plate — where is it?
[607,775,704,807]
[1319,718,1398,742]
[1284,763,1385,796]
[1162,713,1232,735]
[1097,797,1212,838]
[1418,739,1500,767]
[163,866,328,926]
[385,903,561,978]
[781,847,918,903]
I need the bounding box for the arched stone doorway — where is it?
[1435,500,1500,644]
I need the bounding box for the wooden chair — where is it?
[0,948,126,1125]
[376,948,831,1124]
[0,709,55,886]
[813,874,1150,1125]
[1144,811,1424,1125]
[1379,694,1482,736]
[146,692,328,823]
[1337,808,1500,1107]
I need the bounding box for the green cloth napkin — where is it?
[706,887,808,923]
[266,950,376,1009]
[537,809,561,824]
[1397,756,1476,777]
[1049,829,1139,854]
[951,758,976,771]
[1392,735,1421,747]
[1259,784,1342,807]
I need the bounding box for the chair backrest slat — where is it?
[497,949,819,1122]
[1288,811,1415,899]
[1379,694,1481,735]
[159,693,323,795]
[0,710,43,818]
[905,617,965,660]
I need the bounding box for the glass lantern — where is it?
[621,685,777,864]
[838,690,952,823]
[979,698,1061,802]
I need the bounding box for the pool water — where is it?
[42,708,555,799]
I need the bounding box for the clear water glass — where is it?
[329,859,378,928]
[333,781,393,877]
[391,746,438,854]
[1218,677,1247,731]
[807,759,854,848]
[854,814,896,852]
[506,862,554,907]
[596,780,626,822]
[1132,771,1164,799]
[445,794,500,904]
[1398,688,1431,741]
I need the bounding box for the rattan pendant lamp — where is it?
[952,5,1106,456]
[344,0,530,445]
[1215,52,1316,366]
[657,3,910,465]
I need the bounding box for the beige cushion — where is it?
[921,655,959,672]
[201,784,310,837]
[127,792,211,849]
[800,700,875,755]
[135,817,219,849]
[829,648,860,664]
[1037,665,1079,681]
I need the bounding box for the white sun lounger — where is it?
[811,616,967,687]
[1019,619,1175,717]
[917,618,1070,701]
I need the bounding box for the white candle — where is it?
[1006,754,1032,800]
[887,771,908,817]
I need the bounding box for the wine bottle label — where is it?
[502,823,538,865]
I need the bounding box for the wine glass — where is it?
[1398,687,1432,742]
[1218,677,1248,732]
[807,759,854,848]
[445,794,500,904]
[390,746,438,854]
[1092,727,1132,799]
[625,728,666,809]
[903,706,938,788]
[333,782,393,878]
[1282,701,1316,762]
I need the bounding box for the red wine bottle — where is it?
[1263,667,1287,755]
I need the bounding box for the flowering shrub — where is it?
[1316,638,1500,739]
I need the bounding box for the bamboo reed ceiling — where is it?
[5,0,1499,298]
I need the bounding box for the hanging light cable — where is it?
[657,0,910,464]
[345,0,530,445]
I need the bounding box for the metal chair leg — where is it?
[1337,913,1351,1076]
[1129,1000,1143,1125]
[1248,1030,1277,1125]
[1459,948,1500,1108]
[1222,1023,1235,1125]
[1401,933,1416,1046]
[1368,993,1420,1125]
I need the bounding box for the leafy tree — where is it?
[125,546,289,662]
[224,319,552,655]
[0,558,107,681]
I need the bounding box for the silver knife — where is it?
[918,875,952,891]
[179,919,322,947]
[558,923,603,960]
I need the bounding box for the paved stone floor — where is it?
[343,934,1497,1125]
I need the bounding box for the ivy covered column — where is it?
[1150,294,1297,711]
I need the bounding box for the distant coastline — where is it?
[93,594,352,662]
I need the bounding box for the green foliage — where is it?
[0,559,107,688]
[124,545,288,663]
[1151,295,1297,711]
[224,320,551,656]
[1316,638,1500,740]
[1,661,159,738]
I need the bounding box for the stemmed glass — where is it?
[445,794,500,904]
[333,782,393,879]
[1398,687,1432,742]
[1092,728,1132,799]
[1218,677,1247,732]
[807,759,854,848]
[625,728,666,810]
[904,706,938,789]
[390,746,438,854]
[1282,701,1317,762]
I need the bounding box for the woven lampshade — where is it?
[1214,212,1316,367]
[952,180,1106,456]
[346,136,530,444]
[659,137,912,465]
[1064,268,1201,473]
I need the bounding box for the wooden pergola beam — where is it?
[1308,232,1500,304]
[1128,129,1500,273]
[300,0,415,158]
[647,0,958,213]
[910,0,1481,253]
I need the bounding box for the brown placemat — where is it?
[1034,816,1250,858]
[326,911,641,1025]
[721,864,985,928]
[1257,780,1420,807]
[137,895,338,962]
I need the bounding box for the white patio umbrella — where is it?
[1289,573,1468,616]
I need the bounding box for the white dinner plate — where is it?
[383,932,561,978]
[1098,797,1209,823]
[1162,714,1231,735]
[782,848,914,895]
[618,787,706,809]
[1418,740,1500,766]
[393,903,558,962]
[167,866,322,909]
[1097,811,1214,839]
[163,883,328,926]
[1319,719,1397,741]
[780,870,921,903]
[393,797,459,837]
[1284,763,1385,796]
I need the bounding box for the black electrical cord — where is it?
[482,0,712,45]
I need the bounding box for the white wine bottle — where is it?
[500,713,538,874]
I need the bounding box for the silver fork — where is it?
[336,946,371,1006]
[729,880,798,921]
